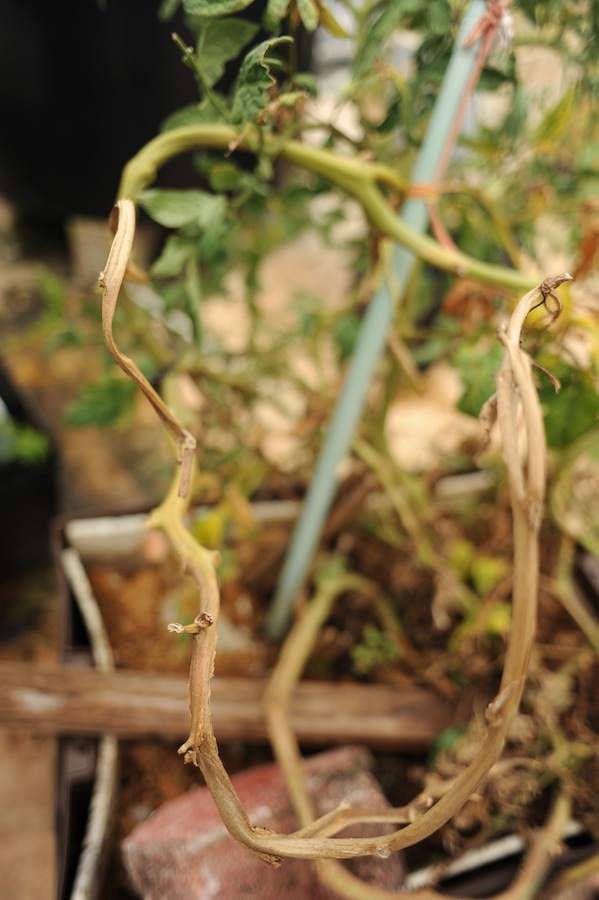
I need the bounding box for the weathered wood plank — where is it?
[0,661,454,750]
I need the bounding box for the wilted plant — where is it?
[89,1,599,895]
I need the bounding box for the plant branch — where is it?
[103,129,574,865]
[264,546,574,900]
[101,233,567,860]
[495,787,571,900]
[99,200,196,497]
[171,32,232,124]
[117,124,537,292]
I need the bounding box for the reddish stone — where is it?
[122,745,405,899]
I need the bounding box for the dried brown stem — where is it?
[146,468,220,760]
[99,196,571,872]
[99,199,196,498]
[214,277,566,859]
[123,283,566,866]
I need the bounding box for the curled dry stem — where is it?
[103,250,570,866]
[98,187,571,867]
[100,185,572,870]
[147,468,221,762]
[207,276,568,860]
[99,199,196,498]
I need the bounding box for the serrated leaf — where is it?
[198,18,260,87]
[297,0,319,31]
[540,363,599,449]
[66,378,137,428]
[453,343,503,418]
[231,36,292,123]
[137,189,228,230]
[183,0,256,16]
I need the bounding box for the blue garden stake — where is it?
[266,1,490,639]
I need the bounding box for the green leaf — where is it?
[453,342,503,418]
[264,0,290,29]
[276,89,309,108]
[354,0,422,79]
[0,419,50,465]
[137,189,228,230]
[205,160,244,191]
[161,100,226,131]
[575,141,599,174]
[428,1,451,34]
[377,93,403,134]
[38,267,66,318]
[44,325,81,355]
[429,725,468,762]
[293,71,319,95]
[471,556,509,596]
[297,0,319,31]
[540,363,599,449]
[318,2,350,38]
[485,601,511,637]
[351,623,400,675]
[183,0,256,16]
[231,36,292,123]
[199,220,232,271]
[66,378,137,428]
[158,0,182,19]
[476,62,515,92]
[334,311,362,362]
[533,88,575,148]
[151,234,198,278]
[198,18,260,87]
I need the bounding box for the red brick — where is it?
[122,745,405,899]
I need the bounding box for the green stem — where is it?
[171,32,232,124]
[118,124,537,293]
